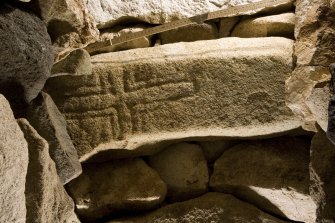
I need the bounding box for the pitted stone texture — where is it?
[0,4,53,104]
[27,92,82,184]
[44,37,299,161]
[159,22,218,45]
[87,0,294,29]
[0,95,28,223]
[210,137,316,223]
[67,158,167,222]
[198,140,238,163]
[231,12,295,38]
[18,119,80,223]
[107,193,289,223]
[148,143,209,201]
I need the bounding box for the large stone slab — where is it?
[67,158,166,222]
[210,136,316,223]
[108,193,289,223]
[87,0,294,29]
[44,37,300,161]
[0,95,28,223]
[17,119,80,223]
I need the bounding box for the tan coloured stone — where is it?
[52,49,92,75]
[231,12,295,38]
[67,158,167,222]
[17,119,80,223]
[87,0,294,29]
[310,128,335,222]
[0,95,28,223]
[210,137,316,223]
[148,143,209,201]
[219,17,240,37]
[108,193,289,223]
[27,92,82,184]
[198,140,238,163]
[44,37,300,161]
[159,22,218,44]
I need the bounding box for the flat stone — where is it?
[0,4,53,105]
[210,136,316,223]
[17,119,80,223]
[198,140,238,163]
[107,193,289,223]
[148,142,209,201]
[87,0,295,29]
[44,37,300,162]
[159,22,218,45]
[0,95,28,223]
[231,12,295,38]
[27,92,82,184]
[52,49,92,75]
[67,158,167,222]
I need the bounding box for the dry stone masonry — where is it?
[1,0,335,222]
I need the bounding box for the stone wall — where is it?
[0,0,335,222]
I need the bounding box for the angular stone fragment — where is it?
[159,22,218,44]
[17,119,80,223]
[27,92,82,184]
[44,37,300,161]
[198,140,238,163]
[0,4,53,104]
[231,12,295,38]
[107,193,289,223]
[67,158,167,222]
[210,137,316,223]
[148,143,209,201]
[0,95,28,223]
[52,49,92,75]
[310,129,335,222]
[87,0,294,29]
[219,17,240,37]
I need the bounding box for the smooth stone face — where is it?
[27,92,82,185]
[86,0,295,29]
[67,158,167,222]
[198,140,238,163]
[159,22,218,45]
[17,119,80,223]
[44,37,300,162]
[148,143,209,201]
[0,4,53,104]
[219,17,240,37]
[107,193,289,223]
[0,95,28,223]
[210,137,316,223]
[231,12,295,38]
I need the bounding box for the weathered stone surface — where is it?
[159,22,218,44]
[198,140,238,163]
[87,0,294,29]
[108,193,289,223]
[0,95,28,223]
[52,49,92,75]
[231,12,295,38]
[327,64,335,144]
[295,0,335,66]
[210,137,316,223]
[27,92,82,184]
[148,143,208,201]
[67,158,167,221]
[44,37,300,161]
[219,17,240,37]
[0,4,53,104]
[17,119,80,223]
[286,66,330,132]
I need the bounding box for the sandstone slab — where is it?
[67,158,167,222]
[18,119,79,223]
[231,12,295,38]
[0,95,28,223]
[44,37,300,161]
[148,143,209,201]
[108,193,289,223]
[87,0,294,29]
[27,92,82,184]
[210,137,316,223]
[0,4,53,104]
